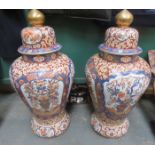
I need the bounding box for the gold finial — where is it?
[27,9,45,26]
[115,9,133,28]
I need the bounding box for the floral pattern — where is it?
[99,44,142,56]
[86,22,151,138]
[10,52,74,118]
[100,52,136,63]
[31,111,70,137]
[92,54,151,80]
[33,56,45,62]
[10,23,75,138]
[86,54,151,118]
[22,79,62,112]
[86,53,151,138]
[120,56,132,63]
[105,27,139,49]
[21,26,56,49]
[18,44,62,55]
[91,113,129,138]
[11,53,72,82]
[10,52,74,137]
[104,73,149,113]
[22,28,42,45]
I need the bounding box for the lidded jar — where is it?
[9,9,74,137]
[85,10,151,138]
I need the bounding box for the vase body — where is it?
[9,25,74,137]
[85,26,151,138]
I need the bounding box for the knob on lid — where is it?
[27,9,45,26]
[115,9,133,28]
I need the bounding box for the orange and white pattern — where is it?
[86,53,151,138]
[10,52,74,137]
[21,26,56,48]
[105,27,139,49]
[31,112,70,137]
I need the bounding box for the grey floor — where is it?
[0,93,155,145]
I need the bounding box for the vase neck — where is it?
[99,51,138,63]
[22,52,59,63]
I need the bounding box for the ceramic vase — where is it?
[9,10,74,138]
[85,10,151,138]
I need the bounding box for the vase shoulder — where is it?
[10,52,74,82]
[10,52,74,119]
[86,54,151,80]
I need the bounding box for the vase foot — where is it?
[31,111,70,138]
[91,113,129,138]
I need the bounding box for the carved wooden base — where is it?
[91,113,129,138]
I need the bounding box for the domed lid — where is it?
[18,9,62,55]
[99,9,142,55]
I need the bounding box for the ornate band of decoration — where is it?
[31,111,70,137]
[18,43,62,55]
[23,54,52,63]
[99,52,138,63]
[91,113,129,138]
[99,44,142,56]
